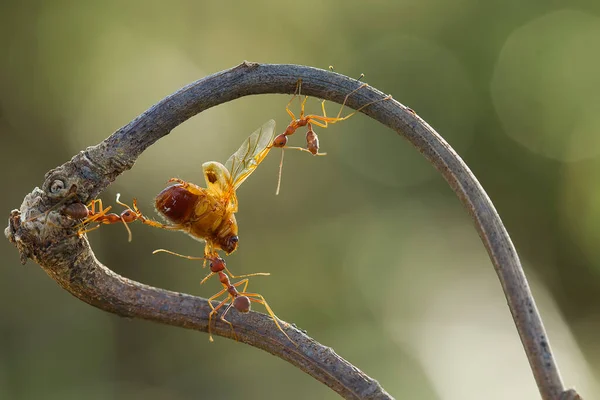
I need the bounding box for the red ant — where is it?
[152,249,294,344]
[72,193,185,242]
[28,186,149,242]
[71,194,142,241]
[272,78,392,194]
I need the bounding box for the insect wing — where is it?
[202,161,239,210]
[225,119,277,189]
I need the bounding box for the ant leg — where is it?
[137,217,179,231]
[309,89,363,126]
[339,94,393,120]
[299,95,309,119]
[308,118,332,129]
[201,266,270,284]
[223,265,269,280]
[202,244,216,268]
[204,243,214,257]
[285,79,305,120]
[283,145,326,155]
[218,302,238,341]
[310,93,392,128]
[78,205,112,226]
[166,179,209,196]
[231,278,249,293]
[91,199,103,214]
[320,98,329,123]
[301,84,370,130]
[200,272,216,285]
[75,223,103,237]
[86,198,105,217]
[130,198,173,229]
[207,291,230,342]
[243,292,296,345]
[334,83,369,119]
[231,279,295,344]
[286,96,298,121]
[207,288,228,313]
[167,177,189,186]
[152,249,206,261]
[152,247,211,270]
[130,199,179,231]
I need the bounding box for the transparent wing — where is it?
[225,119,277,189]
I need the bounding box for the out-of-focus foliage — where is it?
[1,1,600,399]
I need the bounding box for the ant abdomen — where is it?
[305,128,319,155]
[63,203,89,220]
[233,296,251,313]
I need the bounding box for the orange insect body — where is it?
[150,119,277,257]
[155,179,239,254]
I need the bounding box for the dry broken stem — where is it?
[5,62,580,400]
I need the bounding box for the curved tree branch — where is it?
[5,62,579,400]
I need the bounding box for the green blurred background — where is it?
[2,1,600,399]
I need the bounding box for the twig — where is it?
[4,62,580,400]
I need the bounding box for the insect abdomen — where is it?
[155,184,199,225]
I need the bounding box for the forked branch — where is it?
[5,62,579,400]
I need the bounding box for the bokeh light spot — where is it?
[491,10,600,161]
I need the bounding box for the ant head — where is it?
[208,256,226,273]
[119,207,141,223]
[233,296,251,313]
[273,134,288,148]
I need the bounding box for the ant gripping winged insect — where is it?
[272,78,392,195]
[25,185,142,242]
[153,249,294,344]
[141,120,277,262]
[72,194,147,242]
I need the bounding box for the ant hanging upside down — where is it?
[272,78,392,194]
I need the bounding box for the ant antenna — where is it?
[115,193,134,242]
[152,249,269,283]
[276,148,285,196]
